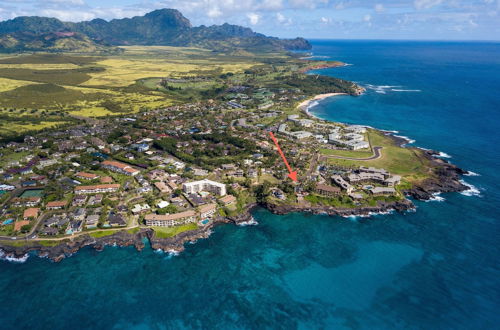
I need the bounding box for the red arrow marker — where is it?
[269,132,298,182]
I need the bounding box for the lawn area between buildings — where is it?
[153,223,198,239]
[326,129,431,183]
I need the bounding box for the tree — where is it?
[20,224,32,233]
[158,204,177,214]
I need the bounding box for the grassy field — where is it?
[0,77,38,92]
[89,230,120,238]
[153,223,198,239]
[0,47,264,139]
[324,129,432,183]
[320,148,373,158]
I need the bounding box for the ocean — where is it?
[1,41,499,329]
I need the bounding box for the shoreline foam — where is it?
[298,93,347,120]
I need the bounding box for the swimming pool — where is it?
[201,219,210,225]
[2,219,13,225]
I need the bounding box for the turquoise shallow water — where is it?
[1,41,499,329]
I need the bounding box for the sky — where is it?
[0,0,499,40]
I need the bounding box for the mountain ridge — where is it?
[0,9,311,53]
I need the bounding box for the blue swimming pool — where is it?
[201,219,209,225]
[2,219,13,225]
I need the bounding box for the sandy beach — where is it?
[297,93,347,119]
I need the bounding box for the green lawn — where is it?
[320,148,373,158]
[37,240,69,247]
[127,228,141,234]
[326,129,432,182]
[89,230,119,238]
[153,223,198,239]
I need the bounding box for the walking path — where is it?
[324,146,383,161]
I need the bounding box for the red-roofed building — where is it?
[74,184,120,194]
[46,200,68,210]
[23,207,40,220]
[14,220,30,232]
[75,172,99,180]
[102,160,140,176]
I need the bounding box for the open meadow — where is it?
[0,47,271,140]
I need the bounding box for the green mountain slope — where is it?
[0,9,311,53]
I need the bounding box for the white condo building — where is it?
[182,179,226,196]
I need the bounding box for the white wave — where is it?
[435,152,452,159]
[365,84,421,94]
[394,135,416,144]
[425,193,445,202]
[154,249,180,258]
[343,63,353,66]
[342,209,395,220]
[0,250,29,263]
[369,209,396,216]
[391,89,422,92]
[237,217,258,226]
[459,180,482,197]
[307,100,320,109]
[465,171,480,177]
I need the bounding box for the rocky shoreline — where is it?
[299,61,345,73]
[0,157,467,263]
[0,87,470,264]
[385,133,469,200]
[0,135,470,263]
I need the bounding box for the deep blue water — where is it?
[1,41,499,329]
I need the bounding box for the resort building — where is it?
[369,187,397,196]
[145,210,197,227]
[101,160,140,176]
[154,181,171,193]
[289,131,313,140]
[85,215,99,229]
[199,203,217,219]
[46,200,68,210]
[74,184,120,194]
[14,220,30,232]
[23,208,40,220]
[182,179,226,196]
[347,172,386,184]
[75,172,99,180]
[11,197,41,207]
[219,195,237,206]
[315,184,341,197]
[131,204,151,214]
[331,175,354,194]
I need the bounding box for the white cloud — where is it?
[247,12,260,25]
[46,0,85,4]
[320,16,331,23]
[363,14,371,21]
[414,0,444,10]
[207,6,222,18]
[375,4,384,12]
[39,9,97,21]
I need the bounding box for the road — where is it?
[324,146,383,161]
